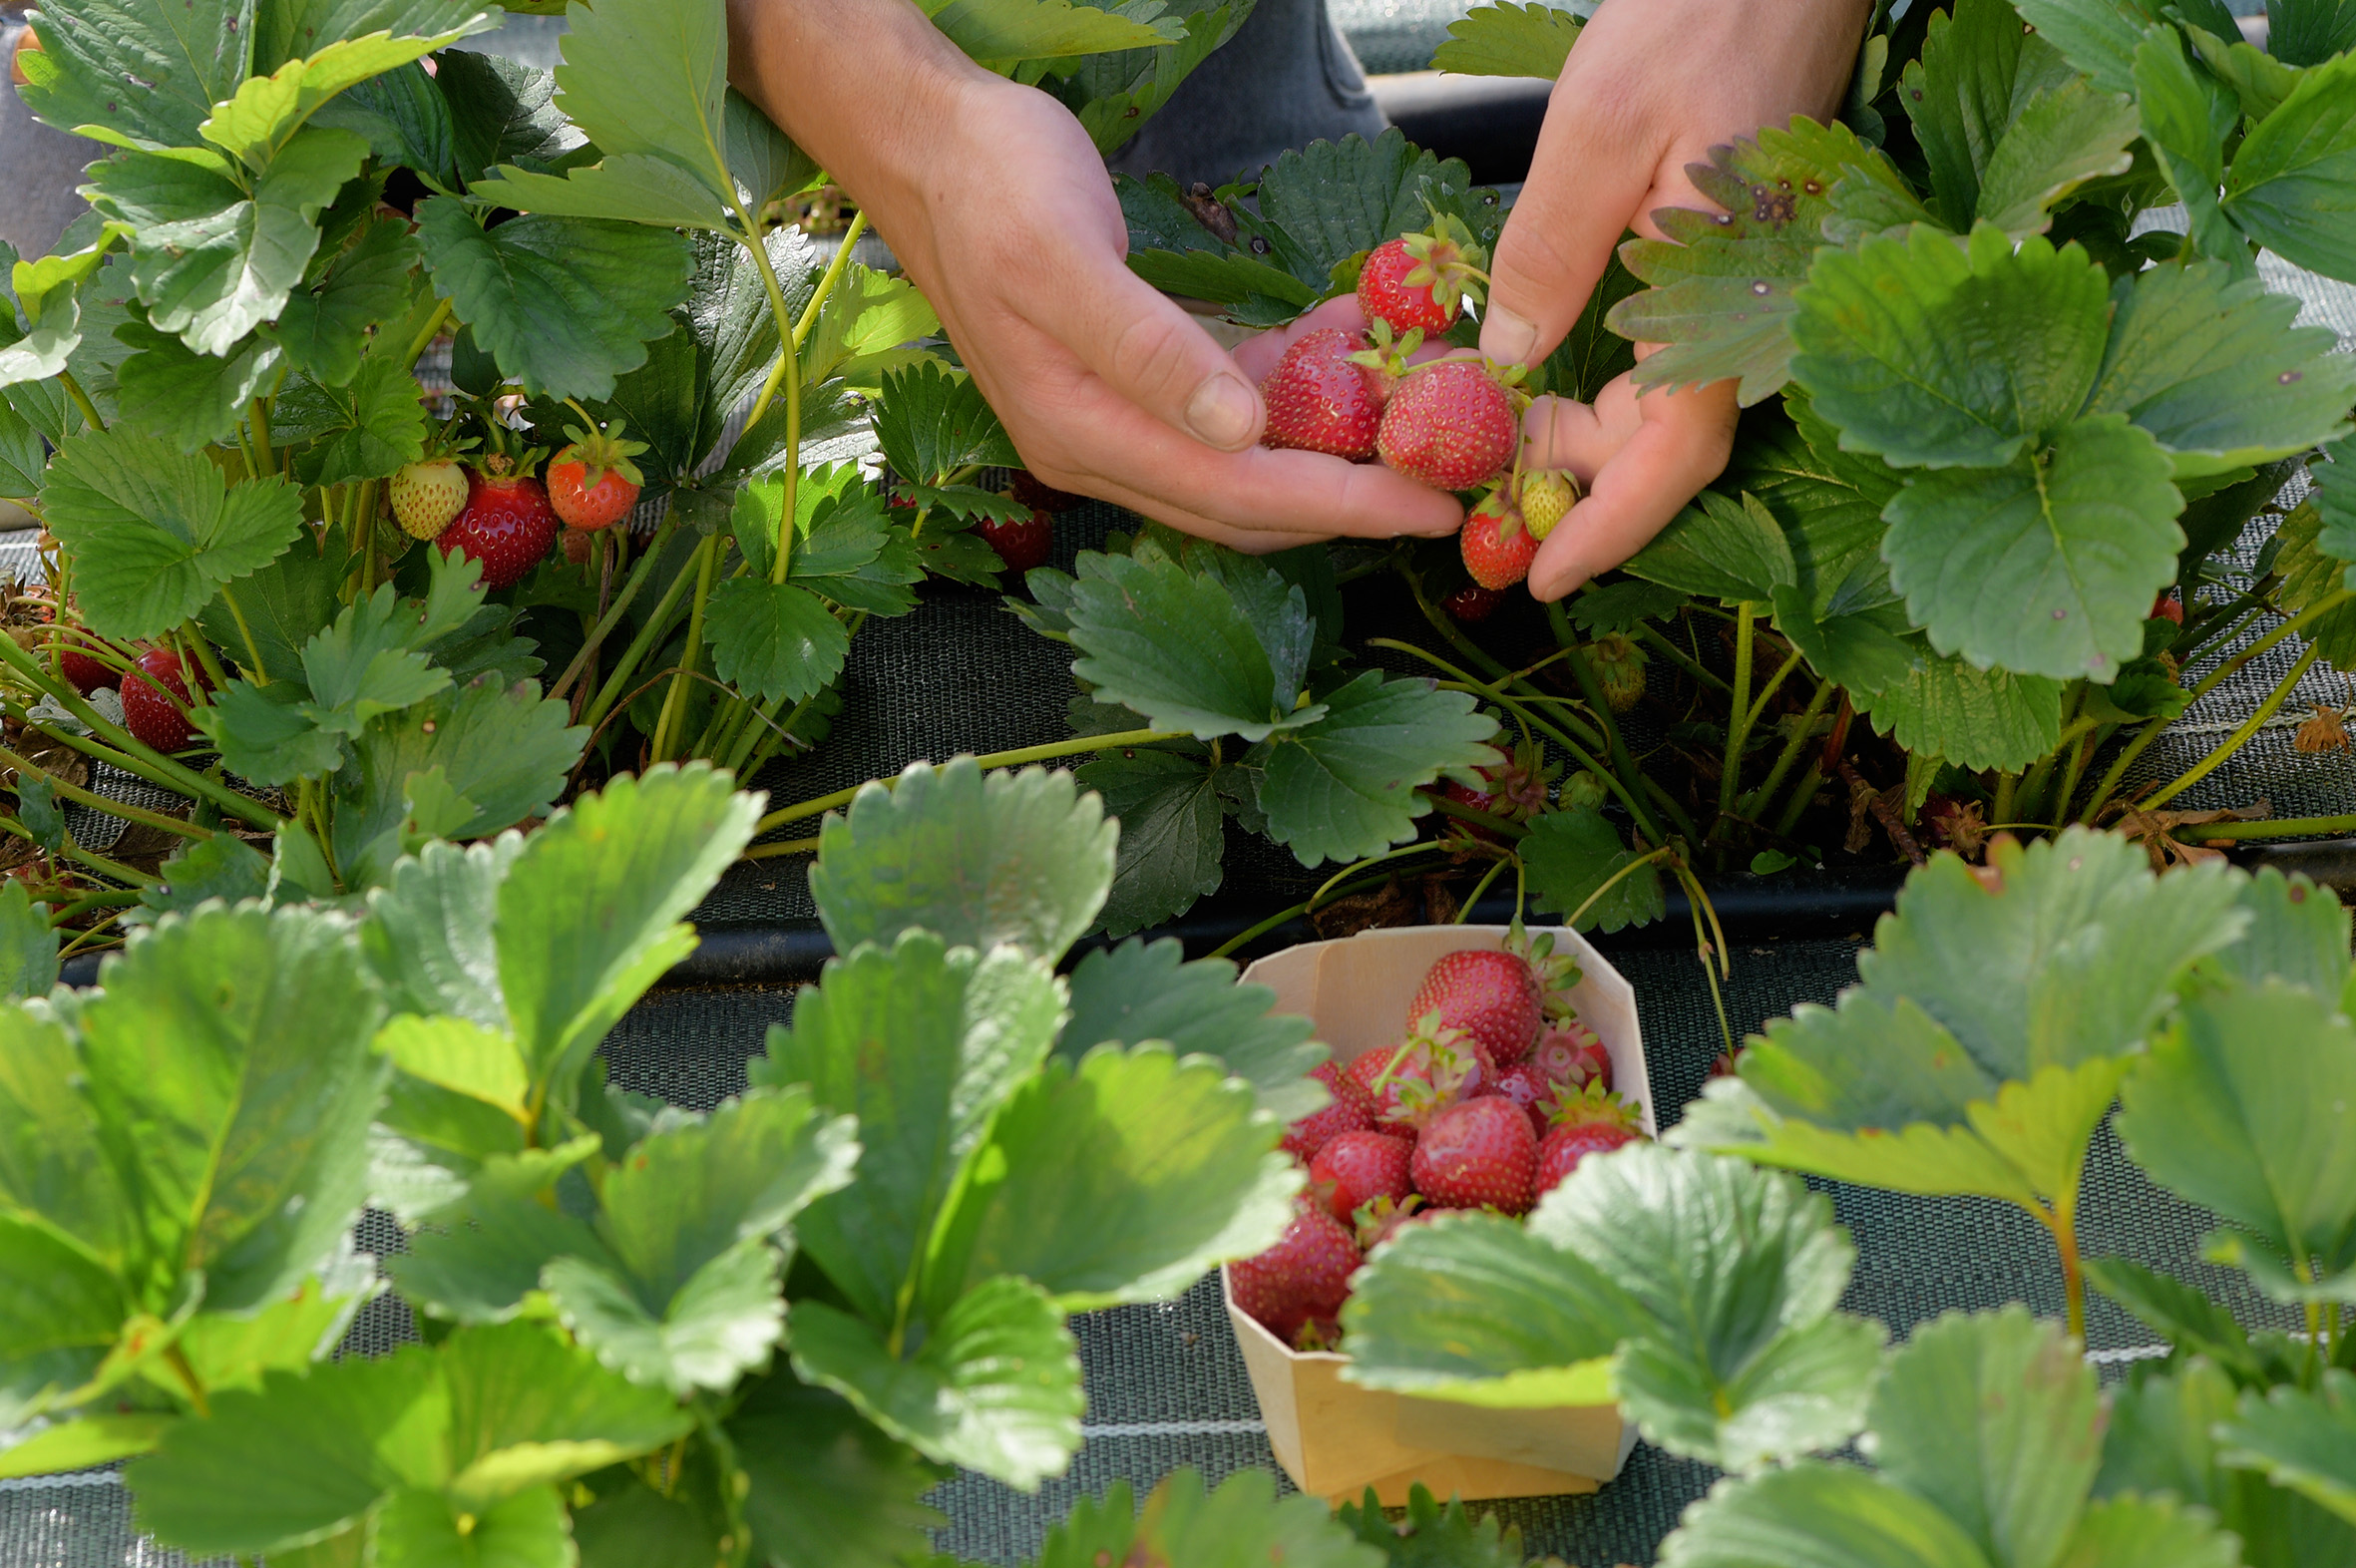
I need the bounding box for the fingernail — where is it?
[1482,306,1540,367]
[1185,373,1257,450]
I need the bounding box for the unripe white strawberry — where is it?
[1518,467,1578,541]
[390,458,467,541]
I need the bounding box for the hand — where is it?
[1479,0,1873,599]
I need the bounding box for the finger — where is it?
[1478,78,1661,370]
[1527,381,1738,601]
[1033,242,1270,453]
[1232,294,1372,381]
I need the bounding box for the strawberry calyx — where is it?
[555,406,648,489]
[1397,211,1491,309]
[1352,1192,1424,1251]
[1347,319,1423,389]
[1506,921,1585,1015]
[1544,1077,1640,1133]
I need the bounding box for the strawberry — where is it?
[1411,1096,1537,1214]
[1379,361,1518,492]
[1356,220,1488,338]
[1529,1017,1611,1094]
[1442,585,1502,623]
[1409,949,1542,1065]
[390,458,469,542]
[1281,1060,1372,1163]
[547,417,646,533]
[1535,1084,1645,1196]
[441,469,558,591]
[1352,1193,1427,1251]
[2153,589,2183,625]
[54,631,120,696]
[979,507,1053,575]
[1309,1130,1413,1224]
[1587,630,1648,712]
[1517,468,1578,541]
[121,647,207,752]
[1229,1206,1361,1349]
[1009,470,1085,514]
[1342,1024,1496,1130]
[1491,1060,1564,1139]
[1460,492,1538,589]
[1443,740,1555,833]
[1259,327,1384,461]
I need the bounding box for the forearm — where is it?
[723,0,994,228]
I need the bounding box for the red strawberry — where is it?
[121,647,207,752]
[979,507,1053,575]
[1309,1129,1413,1223]
[1356,224,1487,338]
[2153,589,2183,625]
[1535,1087,1645,1196]
[1009,470,1085,514]
[1411,1096,1537,1214]
[441,471,558,591]
[1379,361,1517,492]
[1342,1025,1496,1130]
[1281,1060,1372,1162]
[1409,949,1542,1066]
[1259,327,1384,460]
[54,631,120,695]
[547,418,646,533]
[1442,585,1502,623]
[1529,1017,1611,1093]
[390,458,468,541]
[1491,1060,1563,1139]
[1229,1207,1361,1349]
[1442,742,1555,837]
[1460,494,1538,589]
[1352,1193,1427,1251]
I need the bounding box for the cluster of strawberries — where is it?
[389,409,648,590]
[1230,937,1647,1350]
[1255,220,1578,594]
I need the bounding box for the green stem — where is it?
[735,210,800,438]
[1768,762,1826,840]
[1308,841,1447,909]
[1546,601,1664,845]
[248,398,273,479]
[0,746,212,840]
[1741,676,1832,821]
[46,888,146,925]
[2143,642,2321,811]
[1632,620,1733,696]
[402,298,453,373]
[1426,792,1529,841]
[1373,637,1604,749]
[2174,812,2356,841]
[580,540,709,735]
[693,1404,754,1568]
[0,815,157,886]
[741,833,822,861]
[2052,719,2110,828]
[752,728,1184,835]
[1207,900,1313,962]
[1991,771,2019,830]
[1677,865,1737,1058]
[549,517,678,705]
[1400,563,1518,683]
[214,584,269,684]
[179,618,229,697]
[1563,845,1675,932]
[1452,857,1508,921]
[650,536,722,761]
[58,371,104,433]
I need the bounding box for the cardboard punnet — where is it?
[1222,923,1650,1505]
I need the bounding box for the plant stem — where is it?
[1372,637,1604,749]
[1768,762,1826,840]
[2175,812,2356,841]
[47,888,146,925]
[214,583,269,683]
[752,728,1186,835]
[402,298,453,372]
[0,815,157,885]
[1546,602,1665,845]
[1563,845,1675,931]
[1453,857,1508,921]
[1400,563,1518,684]
[1716,603,1757,844]
[650,535,722,761]
[1741,676,1832,820]
[2052,719,2110,828]
[1426,792,1529,840]
[1308,841,1447,909]
[1634,620,1733,696]
[794,211,870,350]
[740,834,822,861]
[0,746,212,840]
[1991,771,2019,830]
[1678,865,1737,1058]
[580,540,709,735]
[1207,899,1312,961]
[2049,1199,2086,1344]
[58,371,104,433]
[549,517,678,704]
[179,618,230,696]
[2143,642,2321,811]
[248,398,273,479]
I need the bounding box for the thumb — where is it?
[1478,93,1659,369]
[1043,245,1265,453]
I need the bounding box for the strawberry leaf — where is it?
[1058,937,1326,1120]
[309,61,458,188]
[1882,413,2181,681]
[1899,0,2080,231]
[1256,670,1499,867]
[2269,0,2356,65]
[272,354,431,486]
[1522,804,1668,933]
[2218,1374,2356,1527]
[872,360,1020,486]
[0,399,41,499]
[788,1276,1082,1488]
[1792,223,2111,470]
[1337,1481,1527,1568]
[267,216,423,389]
[199,17,497,171]
[2008,0,2150,96]
[1065,551,1326,742]
[2317,433,2356,570]
[1656,1462,2000,1568]
[1626,489,1799,606]
[2223,48,2356,284]
[1253,128,1501,298]
[1972,78,2141,239]
[435,51,589,185]
[1055,2,1253,158]
[112,324,284,453]
[1855,650,2062,773]
[1037,1470,1376,1568]
[41,426,305,643]
[415,198,692,400]
[703,580,852,706]
[731,1378,948,1568]
[2212,866,2352,999]
[0,881,56,1001]
[2137,27,2249,271]
[753,934,1064,1326]
[1428,2,1586,78]
[926,0,1180,66]
[12,0,251,150]
[805,756,1117,962]
[2268,496,2356,665]
[1072,747,1226,939]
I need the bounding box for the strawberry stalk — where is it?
[753,726,1185,835]
[0,743,214,841]
[648,534,722,763]
[0,814,156,885]
[547,515,679,705]
[1542,603,1669,846]
[577,533,708,734]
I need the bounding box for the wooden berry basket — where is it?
[1222,923,1654,1504]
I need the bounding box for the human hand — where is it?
[1480,0,1873,599]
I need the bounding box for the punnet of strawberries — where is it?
[1230,933,1647,1351]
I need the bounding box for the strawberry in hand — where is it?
[547,415,647,533]
[1357,217,1489,338]
[1259,326,1385,461]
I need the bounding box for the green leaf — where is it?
[753,934,1063,1327]
[2271,497,2356,665]
[2058,1494,2243,1568]
[731,1376,947,1568]
[308,62,458,190]
[436,51,589,184]
[2223,51,2356,284]
[1972,78,2141,238]
[1624,490,1797,604]
[1792,223,2111,469]
[497,764,757,1106]
[1882,413,2182,682]
[361,833,526,1025]
[702,580,851,706]
[1336,1482,1524,1568]
[86,131,368,357]
[1773,588,1919,698]
[2089,261,2356,479]
[1857,650,2064,774]
[467,155,735,234]
[801,263,942,389]
[1066,552,1321,742]
[1040,1469,1382,1568]
[1060,937,1318,1105]
[2082,1258,2266,1381]
[543,1241,786,1397]
[1656,1461,2010,1568]
[0,881,59,999]
[135,832,273,926]
[1252,128,1500,298]
[789,1275,1082,1489]
[1862,1306,2099,1568]
[926,0,1178,65]
[0,228,128,390]
[2269,0,2356,65]
[0,399,42,498]
[201,678,349,784]
[1072,747,1225,939]
[2117,980,2356,1298]
[197,537,340,683]
[1612,120,1882,405]
[1570,579,1692,634]
[2212,867,2351,999]
[928,1043,1297,1314]
[199,20,496,169]
[2218,1372,2356,1527]
[372,1485,573,1568]
[385,1191,603,1320]
[2136,25,2248,271]
[1257,671,1499,868]
[415,198,692,400]
[1428,3,1583,77]
[1522,804,1669,933]
[12,0,250,151]
[113,325,284,451]
[807,756,1116,963]
[0,1411,176,1480]
[80,903,385,1311]
[873,361,1020,485]
[1900,0,2080,228]
[2008,0,2149,96]
[270,218,422,388]
[42,426,305,642]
